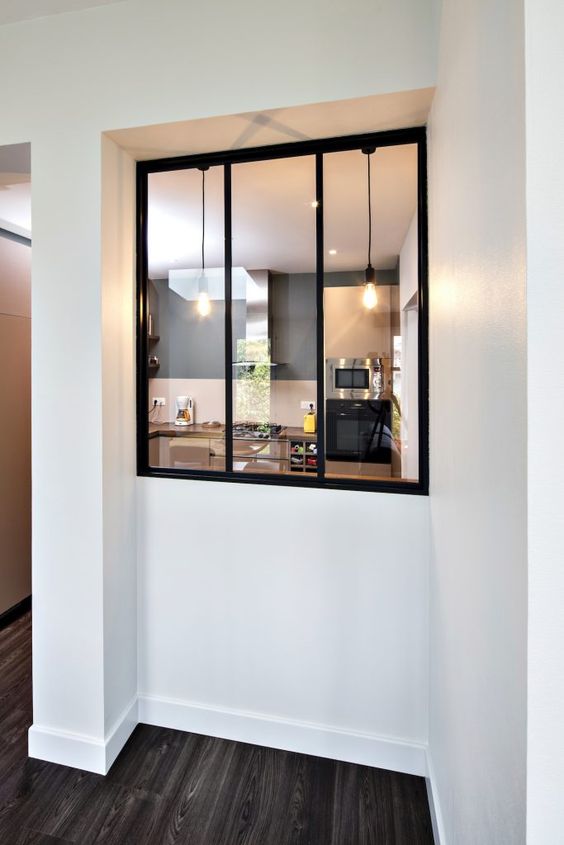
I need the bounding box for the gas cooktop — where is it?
[232,422,284,440]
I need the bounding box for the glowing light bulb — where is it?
[363,282,378,310]
[197,290,211,317]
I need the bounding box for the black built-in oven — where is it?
[326,399,393,464]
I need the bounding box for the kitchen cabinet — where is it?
[148,423,320,476]
[168,436,211,470]
[148,434,160,467]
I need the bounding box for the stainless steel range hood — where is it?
[234,269,281,367]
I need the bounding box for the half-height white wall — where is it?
[138,480,429,773]
[428,0,527,842]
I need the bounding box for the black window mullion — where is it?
[137,165,150,473]
[224,163,233,473]
[315,153,325,479]
[416,137,429,493]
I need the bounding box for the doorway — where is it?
[0,143,31,625]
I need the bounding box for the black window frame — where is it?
[136,126,429,495]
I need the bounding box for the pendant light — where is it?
[196,165,211,317]
[362,147,378,310]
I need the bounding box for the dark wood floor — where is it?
[0,611,434,844]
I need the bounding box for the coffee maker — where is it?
[174,395,194,426]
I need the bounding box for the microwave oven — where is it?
[325,357,391,400]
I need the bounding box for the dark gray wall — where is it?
[150,279,245,379]
[323,269,397,288]
[271,273,316,381]
[150,269,398,381]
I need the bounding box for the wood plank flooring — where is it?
[0,612,434,844]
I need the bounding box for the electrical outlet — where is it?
[152,397,166,406]
[300,400,316,410]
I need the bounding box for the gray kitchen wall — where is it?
[148,279,246,379]
[150,269,398,382]
[270,272,316,381]
[0,230,31,616]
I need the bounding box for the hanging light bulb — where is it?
[362,147,378,310]
[363,282,378,310]
[196,165,211,317]
[196,273,211,317]
[197,288,211,317]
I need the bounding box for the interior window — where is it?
[139,131,426,492]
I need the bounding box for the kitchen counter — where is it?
[284,427,318,442]
[149,422,317,442]
[148,422,225,439]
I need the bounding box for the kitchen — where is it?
[143,139,421,487]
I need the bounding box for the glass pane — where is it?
[146,165,225,470]
[231,156,317,477]
[323,144,419,483]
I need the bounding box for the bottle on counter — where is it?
[304,403,317,434]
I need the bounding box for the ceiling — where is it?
[108,88,433,161]
[0,91,430,259]
[0,143,31,238]
[115,90,430,278]
[148,143,418,278]
[0,0,124,26]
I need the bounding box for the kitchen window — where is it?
[137,128,428,493]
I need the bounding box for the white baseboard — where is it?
[28,696,138,775]
[28,693,428,782]
[138,693,427,776]
[105,695,139,771]
[426,754,446,845]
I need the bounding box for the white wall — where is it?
[428,1,527,842]
[399,213,419,481]
[525,1,564,840]
[139,479,429,772]
[29,133,107,761]
[399,214,418,311]
[101,137,138,737]
[0,0,438,773]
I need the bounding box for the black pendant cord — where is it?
[201,167,205,272]
[367,151,372,268]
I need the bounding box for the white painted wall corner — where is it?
[426,753,446,845]
[28,695,138,775]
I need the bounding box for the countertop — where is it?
[148,422,317,442]
[149,422,225,438]
[284,427,318,442]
